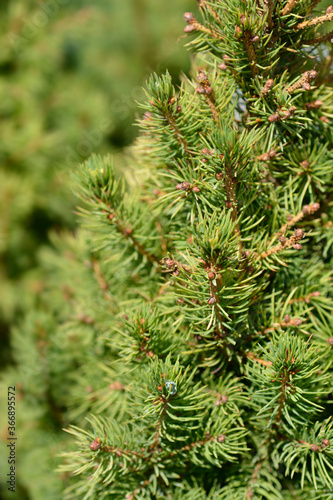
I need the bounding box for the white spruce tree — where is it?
[4,0,333,498]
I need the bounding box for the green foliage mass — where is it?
[2,0,333,499]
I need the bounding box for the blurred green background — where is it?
[0,0,195,366]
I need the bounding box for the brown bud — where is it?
[216,172,224,180]
[223,54,231,61]
[182,182,191,191]
[291,318,302,326]
[252,35,259,43]
[164,258,175,269]
[89,438,101,451]
[235,26,242,36]
[302,205,309,214]
[201,148,209,155]
[123,314,129,321]
[320,116,330,123]
[243,250,251,258]
[268,113,279,122]
[220,395,228,404]
[321,439,330,448]
[292,243,303,250]
[208,296,216,305]
[176,106,182,112]
[193,186,200,193]
[240,14,246,24]
[310,444,320,452]
[170,97,175,105]
[312,202,320,211]
[302,82,311,91]
[312,291,320,297]
[176,183,183,190]
[173,269,180,277]
[218,63,227,70]
[279,236,286,245]
[184,24,197,33]
[309,70,317,80]
[184,12,196,23]
[208,271,216,280]
[268,150,276,158]
[124,228,132,236]
[196,87,205,94]
[283,315,290,323]
[116,450,122,457]
[205,86,213,95]
[262,153,270,162]
[327,6,333,14]
[217,434,226,443]
[266,79,274,89]
[294,228,304,239]
[301,160,310,168]
[313,99,323,107]
[327,337,333,345]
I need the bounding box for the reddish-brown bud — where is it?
[164,258,175,269]
[293,243,303,250]
[310,444,320,452]
[294,228,304,239]
[279,236,286,244]
[327,337,333,345]
[303,82,311,91]
[184,12,196,23]
[184,24,197,33]
[193,186,200,193]
[283,315,290,323]
[321,439,330,448]
[218,63,227,70]
[268,113,279,122]
[208,271,216,280]
[252,35,259,43]
[208,296,216,305]
[89,438,102,451]
[217,434,226,443]
[327,6,333,14]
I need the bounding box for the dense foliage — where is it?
[2,0,333,498]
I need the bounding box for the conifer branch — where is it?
[258,316,303,335]
[246,352,273,367]
[301,30,333,45]
[260,228,305,259]
[281,0,298,16]
[264,0,274,29]
[163,108,192,157]
[197,0,221,23]
[242,30,259,77]
[276,202,320,237]
[168,432,226,456]
[286,70,317,93]
[183,14,225,41]
[92,259,116,306]
[196,71,219,123]
[246,458,265,500]
[296,11,333,31]
[100,199,160,266]
[288,291,320,304]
